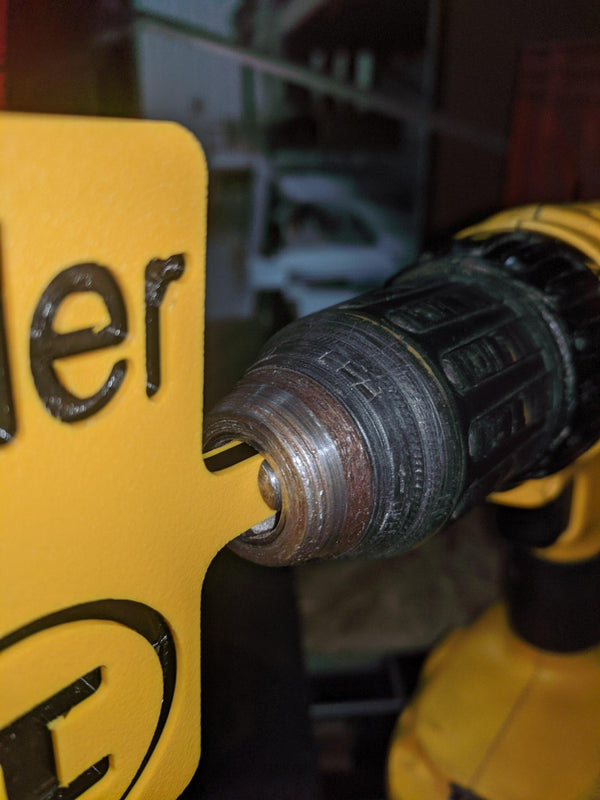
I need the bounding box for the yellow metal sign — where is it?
[0,114,269,799]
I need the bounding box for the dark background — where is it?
[5,3,600,798]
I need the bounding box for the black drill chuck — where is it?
[205,232,600,565]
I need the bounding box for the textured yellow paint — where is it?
[0,114,269,799]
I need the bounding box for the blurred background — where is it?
[4,1,600,797]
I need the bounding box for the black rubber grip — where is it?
[507,546,600,651]
[494,482,573,548]
[207,231,600,563]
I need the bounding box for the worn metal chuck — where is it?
[205,231,600,565]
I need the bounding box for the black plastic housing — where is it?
[206,232,600,564]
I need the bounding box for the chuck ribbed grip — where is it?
[205,232,599,564]
[452,232,600,474]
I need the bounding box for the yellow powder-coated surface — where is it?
[0,114,270,799]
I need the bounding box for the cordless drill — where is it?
[206,204,600,800]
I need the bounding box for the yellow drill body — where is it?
[388,204,600,800]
